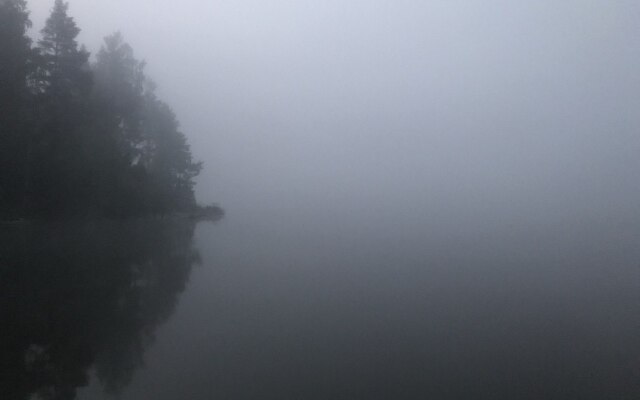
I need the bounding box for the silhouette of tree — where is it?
[88,32,147,216]
[140,92,202,213]
[36,0,91,99]
[0,0,34,218]
[31,0,92,216]
[0,1,210,219]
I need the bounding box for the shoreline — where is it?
[0,204,225,224]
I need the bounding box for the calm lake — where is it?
[1,204,639,399]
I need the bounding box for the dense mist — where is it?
[3,1,640,399]
[23,0,640,227]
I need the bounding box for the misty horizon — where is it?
[22,0,640,226]
[2,1,639,399]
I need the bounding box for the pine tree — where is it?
[0,3,206,218]
[37,0,91,100]
[34,0,93,216]
[0,0,32,101]
[90,32,147,215]
[0,0,34,217]
[139,92,201,213]
[92,33,201,215]
[94,32,146,157]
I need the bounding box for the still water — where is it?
[1,207,639,399]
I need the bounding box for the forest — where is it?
[0,0,209,219]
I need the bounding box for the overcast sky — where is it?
[25,0,640,227]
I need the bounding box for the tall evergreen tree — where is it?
[90,32,147,215]
[0,0,32,106]
[0,2,209,219]
[0,0,34,217]
[37,0,91,99]
[0,0,32,107]
[33,0,92,216]
[92,33,201,215]
[141,93,202,213]
[93,33,145,159]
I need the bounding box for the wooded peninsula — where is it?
[1,0,220,220]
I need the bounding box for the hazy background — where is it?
[26,0,640,230]
[12,2,640,398]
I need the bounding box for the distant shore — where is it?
[0,204,224,224]
[187,204,226,221]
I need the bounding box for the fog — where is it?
[25,0,640,230]
[5,1,640,398]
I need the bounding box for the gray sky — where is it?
[26,0,640,227]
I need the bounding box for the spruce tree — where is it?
[37,0,91,100]
[0,0,34,218]
[141,94,202,213]
[34,0,92,216]
[0,2,205,218]
[90,33,147,215]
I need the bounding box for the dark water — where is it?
[1,210,639,399]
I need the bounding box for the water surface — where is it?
[2,207,638,399]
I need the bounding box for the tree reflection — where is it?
[0,219,201,399]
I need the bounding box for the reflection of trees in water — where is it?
[0,219,200,400]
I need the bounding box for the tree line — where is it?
[1,0,207,219]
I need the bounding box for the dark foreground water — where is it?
[1,210,639,399]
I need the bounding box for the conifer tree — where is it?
[90,32,147,215]
[141,93,202,213]
[37,0,91,100]
[0,1,207,219]
[0,0,34,217]
[34,0,93,215]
